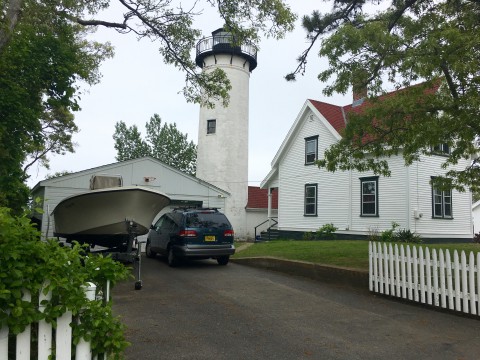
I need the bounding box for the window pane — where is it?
[363,202,376,215]
[305,186,316,197]
[305,204,315,215]
[434,204,442,217]
[305,138,317,163]
[363,195,375,203]
[444,190,452,217]
[362,181,375,194]
[306,140,316,153]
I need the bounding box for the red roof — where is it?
[247,186,278,209]
[308,99,346,134]
[308,82,440,134]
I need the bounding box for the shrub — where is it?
[367,226,380,242]
[316,223,338,240]
[303,231,315,240]
[473,232,480,243]
[380,222,399,242]
[393,229,422,243]
[0,207,130,357]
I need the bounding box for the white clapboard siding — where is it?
[369,241,480,316]
[0,282,99,360]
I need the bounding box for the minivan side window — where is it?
[154,216,165,231]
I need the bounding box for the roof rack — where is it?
[172,207,220,212]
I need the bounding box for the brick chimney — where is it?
[352,69,368,105]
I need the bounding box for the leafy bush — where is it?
[0,207,131,357]
[380,222,399,242]
[473,232,480,243]
[369,222,422,244]
[316,223,338,240]
[393,229,422,243]
[367,226,380,242]
[303,231,315,240]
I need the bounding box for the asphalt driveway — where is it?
[112,255,480,359]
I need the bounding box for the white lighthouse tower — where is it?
[195,28,258,239]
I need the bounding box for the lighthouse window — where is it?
[207,119,216,134]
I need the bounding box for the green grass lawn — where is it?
[233,240,480,271]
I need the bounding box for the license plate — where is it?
[205,235,216,242]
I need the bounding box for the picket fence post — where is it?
[439,250,446,308]
[0,320,8,360]
[419,247,426,304]
[445,250,454,310]
[76,282,97,360]
[38,282,53,359]
[16,290,31,360]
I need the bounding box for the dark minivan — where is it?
[145,208,235,266]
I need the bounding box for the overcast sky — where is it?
[26,1,350,188]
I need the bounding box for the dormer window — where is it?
[305,136,318,165]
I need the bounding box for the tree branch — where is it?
[75,18,128,29]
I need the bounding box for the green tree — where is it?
[113,114,197,175]
[288,0,480,193]
[0,6,111,213]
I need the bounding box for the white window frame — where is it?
[304,184,318,216]
[432,186,453,219]
[360,177,378,217]
[305,136,318,165]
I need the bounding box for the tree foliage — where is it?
[113,114,197,175]
[0,3,112,213]
[288,0,480,192]
[0,207,130,356]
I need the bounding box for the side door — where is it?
[149,216,166,252]
[157,215,175,252]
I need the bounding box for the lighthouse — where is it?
[195,28,258,238]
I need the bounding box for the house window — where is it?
[305,136,318,165]
[432,186,452,219]
[207,119,216,134]
[360,177,378,217]
[432,143,450,155]
[304,184,318,216]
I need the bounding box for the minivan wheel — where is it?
[145,240,156,258]
[217,256,229,266]
[167,247,179,267]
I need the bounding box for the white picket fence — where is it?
[0,282,99,360]
[369,241,480,315]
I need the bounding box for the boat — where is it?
[52,186,171,249]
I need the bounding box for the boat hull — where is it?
[52,186,171,247]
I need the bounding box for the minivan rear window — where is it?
[186,213,230,229]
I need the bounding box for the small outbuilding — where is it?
[31,156,230,239]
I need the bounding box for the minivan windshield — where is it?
[186,213,230,229]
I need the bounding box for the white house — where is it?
[260,93,473,242]
[31,157,230,240]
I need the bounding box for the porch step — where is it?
[259,228,279,241]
